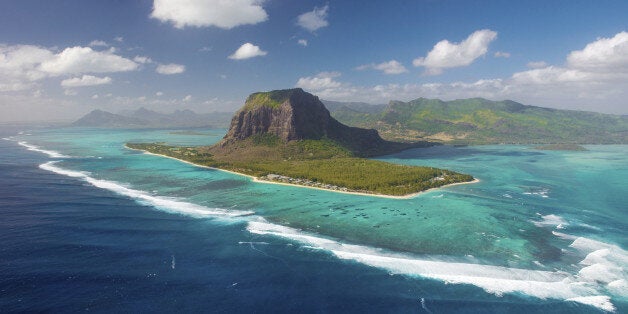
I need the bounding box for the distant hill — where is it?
[72,108,233,128]
[327,98,628,144]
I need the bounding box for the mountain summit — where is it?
[220,88,404,156]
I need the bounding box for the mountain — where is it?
[218,88,421,157]
[72,108,233,128]
[328,98,628,144]
[71,110,148,127]
[127,89,471,197]
[322,100,387,114]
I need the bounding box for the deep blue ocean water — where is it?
[0,127,626,313]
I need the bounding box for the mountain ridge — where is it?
[326,97,628,144]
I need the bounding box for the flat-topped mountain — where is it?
[220,88,414,157]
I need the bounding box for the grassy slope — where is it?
[127,138,473,196]
[330,98,628,144]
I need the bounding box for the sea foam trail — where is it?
[39,161,254,218]
[17,141,71,158]
[247,219,618,312]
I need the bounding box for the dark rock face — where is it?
[221,88,389,156]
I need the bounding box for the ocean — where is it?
[0,127,626,313]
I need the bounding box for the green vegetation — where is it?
[244,89,299,110]
[328,97,628,144]
[533,144,587,151]
[126,142,474,196]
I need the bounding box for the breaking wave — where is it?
[39,161,253,218]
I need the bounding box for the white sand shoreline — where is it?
[125,145,480,199]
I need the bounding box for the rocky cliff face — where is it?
[220,88,390,156]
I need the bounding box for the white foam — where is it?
[567,238,628,298]
[39,161,253,218]
[567,296,616,312]
[534,214,568,229]
[246,218,619,309]
[18,141,71,158]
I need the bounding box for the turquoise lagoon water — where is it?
[2,127,626,312]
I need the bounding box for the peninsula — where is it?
[127,88,475,197]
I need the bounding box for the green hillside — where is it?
[329,98,628,144]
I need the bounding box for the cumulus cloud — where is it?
[566,31,628,72]
[89,40,108,47]
[298,39,308,47]
[183,94,193,102]
[0,44,137,92]
[494,51,510,58]
[527,61,548,69]
[151,0,268,29]
[61,75,112,88]
[413,29,498,75]
[155,63,186,74]
[356,60,408,75]
[64,89,77,96]
[297,5,329,32]
[91,94,99,99]
[228,43,267,60]
[40,46,138,75]
[156,91,164,96]
[296,71,342,90]
[133,56,153,64]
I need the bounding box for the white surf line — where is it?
[247,217,619,312]
[17,141,71,158]
[36,156,623,312]
[39,161,254,218]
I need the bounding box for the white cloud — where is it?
[133,56,153,64]
[494,51,510,58]
[156,91,164,96]
[40,46,138,75]
[0,44,54,91]
[91,94,99,99]
[296,71,342,90]
[64,89,78,96]
[156,63,186,74]
[183,94,192,102]
[199,46,212,52]
[151,0,268,29]
[298,39,308,47]
[61,75,112,87]
[0,44,137,92]
[566,31,628,72]
[297,5,329,32]
[356,60,408,75]
[413,29,498,75]
[114,36,124,42]
[228,43,267,60]
[89,40,108,47]
[527,61,548,69]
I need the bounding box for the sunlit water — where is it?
[1,127,626,312]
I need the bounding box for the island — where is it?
[127,88,475,197]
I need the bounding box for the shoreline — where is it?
[125,145,480,199]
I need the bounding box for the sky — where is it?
[0,0,627,122]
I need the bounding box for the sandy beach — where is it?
[125,145,480,199]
